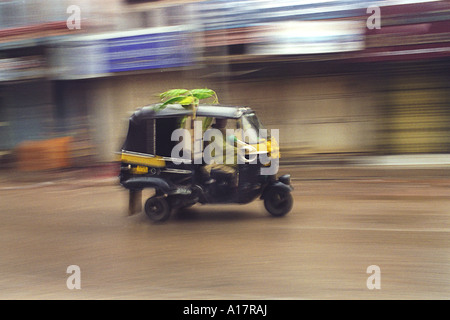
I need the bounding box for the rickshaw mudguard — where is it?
[121,176,174,194]
[260,178,293,200]
[123,177,175,216]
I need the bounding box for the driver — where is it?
[203,118,237,187]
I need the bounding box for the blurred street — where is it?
[0,161,449,300]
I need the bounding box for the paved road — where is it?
[0,165,449,299]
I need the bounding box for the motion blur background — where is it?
[0,0,449,170]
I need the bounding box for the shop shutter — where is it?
[382,70,450,154]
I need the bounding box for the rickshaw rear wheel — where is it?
[144,196,171,222]
[264,189,293,217]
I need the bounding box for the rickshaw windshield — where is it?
[241,113,269,143]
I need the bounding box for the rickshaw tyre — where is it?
[144,196,171,222]
[264,189,293,217]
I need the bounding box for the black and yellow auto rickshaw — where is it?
[119,103,293,222]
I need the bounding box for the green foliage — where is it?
[159,89,189,100]
[157,88,219,128]
[158,88,219,110]
[202,117,213,132]
[159,95,197,109]
[191,89,218,103]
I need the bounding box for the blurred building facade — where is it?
[0,0,449,167]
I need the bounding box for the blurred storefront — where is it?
[198,0,450,155]
[0,49,51,151]
[0,0,98,169]
[360,3,450,154]
[380,63,450,154]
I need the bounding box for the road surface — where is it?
[0,165,449,299]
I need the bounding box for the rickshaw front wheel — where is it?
[264,189,293,217]
[144,196,171,222]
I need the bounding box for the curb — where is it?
[0,177,120,190]
[281,154,450,167]
[1,155,450,190]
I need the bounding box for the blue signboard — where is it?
[105,30,193,73]
[51,27,195,79]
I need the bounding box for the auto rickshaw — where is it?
[119,103,293,222]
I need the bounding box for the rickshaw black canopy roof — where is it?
[130,104,254,123]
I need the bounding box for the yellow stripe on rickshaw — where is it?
[121,152,166,167]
